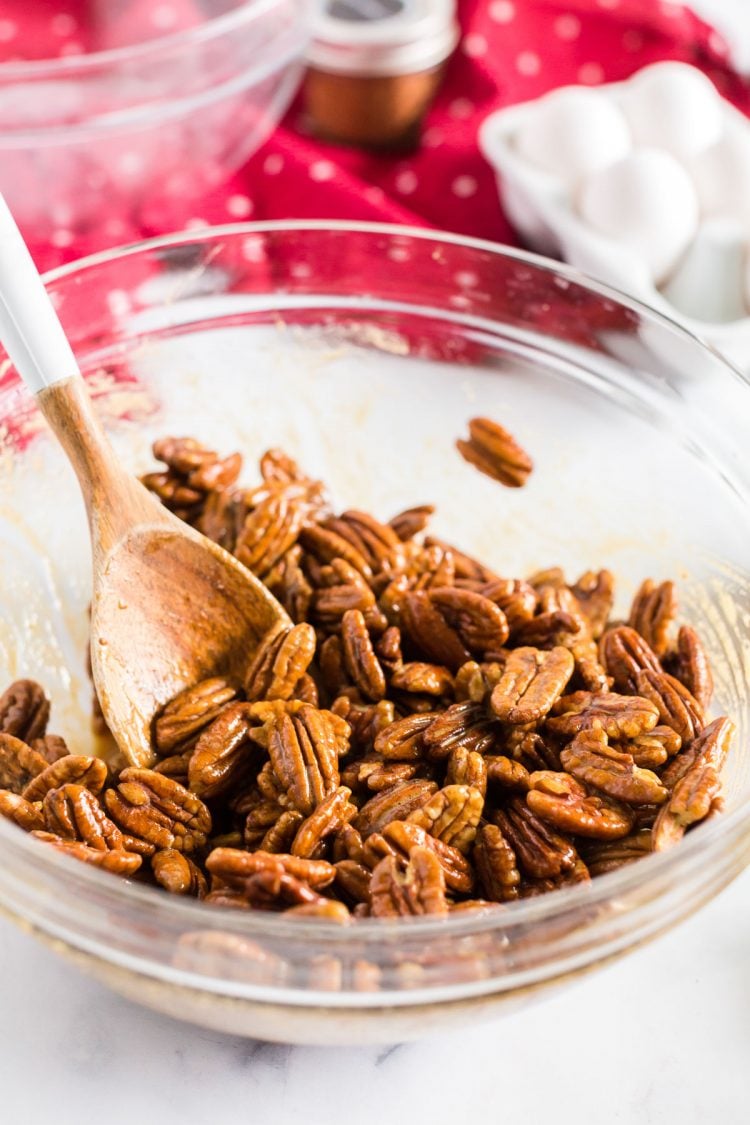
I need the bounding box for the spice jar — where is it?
[304,0,459,150]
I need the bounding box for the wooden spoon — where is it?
[0,197,289,768]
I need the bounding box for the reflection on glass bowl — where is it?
[0,222,748,1045]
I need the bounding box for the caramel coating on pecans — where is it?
[370,845,448,917]
[456,417,533,488]
[0,680,50,743]
[10,431,736,922]
[0,734,49,794]
[490,646,574,725]
[105,768,211,853]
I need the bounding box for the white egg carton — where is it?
[479,67,750,370]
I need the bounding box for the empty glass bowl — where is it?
[0,1,307,243]
[0,223,748,1045]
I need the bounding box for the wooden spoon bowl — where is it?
[1,198,288,768]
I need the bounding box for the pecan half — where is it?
[0,733,49,793]
[300,524,372,579]
[374,712,436,760]
[341,609,387,701]
[353,779,438,838]
[152,849,207,897]
[290,786,357,857]
[456,417,533,488]
[634,670,704,743]
[490,646,574,725]
[188,702,259,799]
[473,823,521,901]
[31,734,70,766]
[380,820,475,894]
[32,832,142,875]
[560,729,667,806]
[570,570,615,640]
[0,789,45,832]
[669,625,714,711]
[205,848,336,890]
[454,660,505,704]
[661,716,734,790]
[628,726,682,769]
[389,504,434,542]
[258,702,346,815]
[527,771,633,839]
[493,799,577,879]
[245,623,316,702]
[335,859,372,904]
[289,902,351,923]
[484,755,531,791]
[429,587,510,661]
[0,680,50,742]
[154,676,240,754]
[22,755,108,803]
[401,591,471,671]
[390,662,454,697]
[652,764,722,851]
[104,768,211,853]
[599,626,663,693]
[406,784,484,853]
[422,701,497,759]
[583,830,653,876]
[265,545,313,624]
[257,808,303,853]
[547,691,659,739]
[370,846,448,917]
[235,491,308,579]
[628,579,677,657]
[481,578,537,634]
[44,784,124,850]
[446,746,488,797]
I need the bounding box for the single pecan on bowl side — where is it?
[456,416,533,488]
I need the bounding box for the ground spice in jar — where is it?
[304,0,459,150]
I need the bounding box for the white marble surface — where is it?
[1,868,748,1125]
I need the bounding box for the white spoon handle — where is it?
[0,194,81,394]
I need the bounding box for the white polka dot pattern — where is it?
[226,194,253,218]
[395,170,418,194]
[489,1,515,23]
[309,161,335,182]
[463,34,488,59]
[516,51,541,77]
[452,175,478,199]
[578,62,605,84]
[555,15,581,42]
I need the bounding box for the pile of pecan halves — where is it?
[0,421,735,922]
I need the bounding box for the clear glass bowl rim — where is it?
[0,217,748,947]
[0,0,287,81]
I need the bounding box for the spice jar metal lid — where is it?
[307,0,460,78]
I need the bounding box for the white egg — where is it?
[662,217,747,323]
[622,61,723,160]
[578,149,699,285]
[514,87,631,184]
[690,118,750,227]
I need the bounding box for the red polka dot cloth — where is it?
[0,0,748,272]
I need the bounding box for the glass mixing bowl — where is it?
[0,1,307,243]
[0,222,748,1046]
